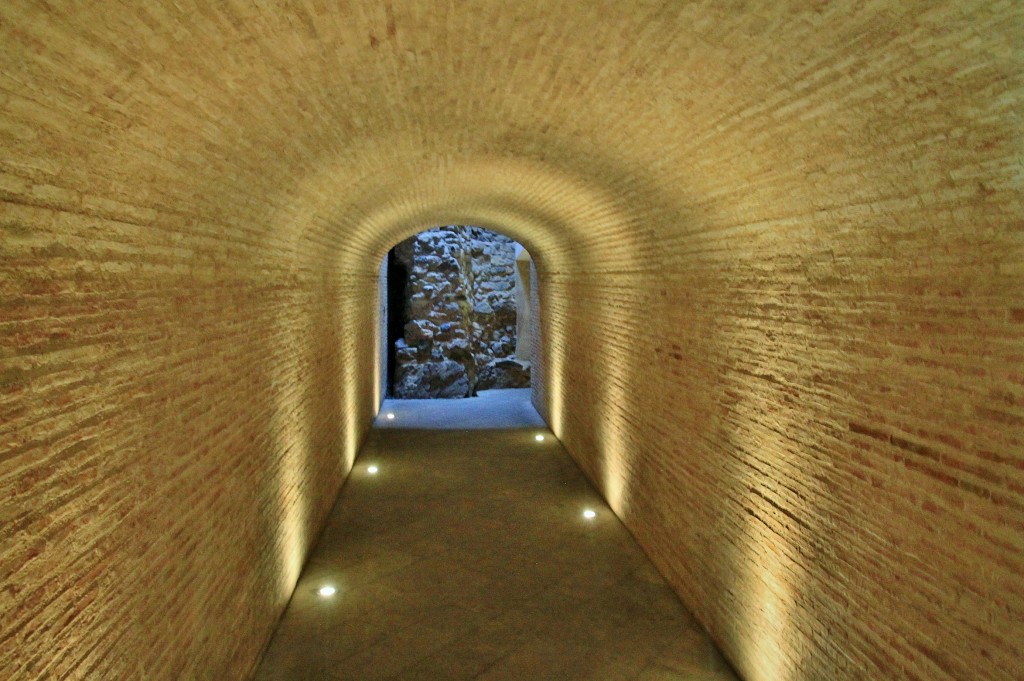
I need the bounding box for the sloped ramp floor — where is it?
[253,389,739,681]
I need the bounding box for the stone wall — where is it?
[391,227,530,398]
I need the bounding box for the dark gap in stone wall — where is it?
[387,226,531,398]
[385,249,407,395]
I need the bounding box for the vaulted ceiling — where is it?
[1,3,1021,680]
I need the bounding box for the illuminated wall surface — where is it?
[1,3,1021,680]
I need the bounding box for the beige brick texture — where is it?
[1,2,1021,680]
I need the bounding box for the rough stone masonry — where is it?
[392,226,530,398]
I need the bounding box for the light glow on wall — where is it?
[269,405,310,600]
[545,304,567,438]
[267,308,315,603]
[725,424,819,681]
[602,446,630,518]
[591,326,634,518]
[734,553,799,681]
[339,292,364,473]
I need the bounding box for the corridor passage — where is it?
[253,390,739,680]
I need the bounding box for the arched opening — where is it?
[514,244,533,361]
[379,225,537,401]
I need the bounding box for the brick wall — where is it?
[1,2,1021,680]
[0,204,379,678]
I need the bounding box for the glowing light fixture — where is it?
[583,509,597,519]
[317,585,337,597]
[535,434,545,442]
[367,465,379,475]
[386,413,395,420]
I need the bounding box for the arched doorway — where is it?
[380,225,537,399]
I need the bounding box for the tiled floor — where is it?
[253,389,739,681]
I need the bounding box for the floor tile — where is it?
[253,390,739,681]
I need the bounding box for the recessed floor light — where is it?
[317,585,337,597]
[367,465,379,474]
[386,413,395,420]
[535,434,545,442]
[583,509,597,519]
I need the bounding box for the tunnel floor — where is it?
[253,389,738,681]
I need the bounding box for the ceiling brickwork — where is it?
[1,2,1021,680]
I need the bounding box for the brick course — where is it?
[1,2,1021,680]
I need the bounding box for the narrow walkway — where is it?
[254,390,738,680]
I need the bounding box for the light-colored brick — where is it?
[1,2,1021,680]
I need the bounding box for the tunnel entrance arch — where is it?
[378,225,538,401]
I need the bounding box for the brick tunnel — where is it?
[1,3,1021,680]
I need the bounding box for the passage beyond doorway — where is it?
[384,226,535,399]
